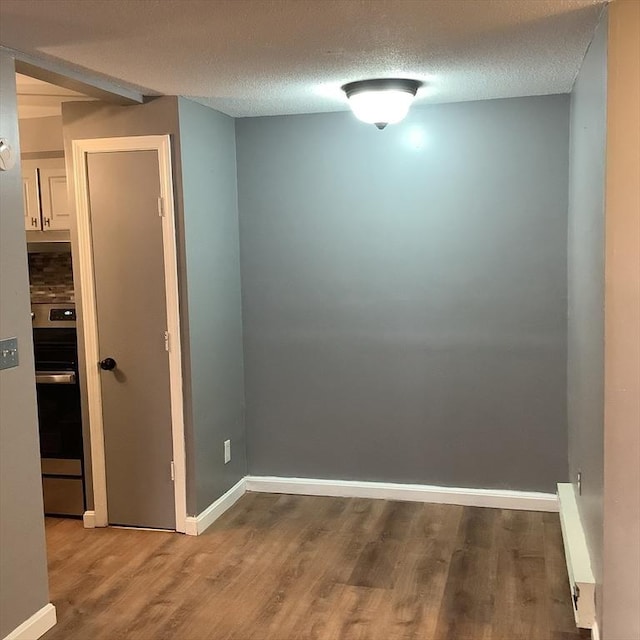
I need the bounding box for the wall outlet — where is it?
[224,439,231,464]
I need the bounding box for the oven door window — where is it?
[36,380,83,459]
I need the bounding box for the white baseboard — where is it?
[245,476,559,512]
[2,603,56,640]
[557,483,596,629]
[184,478,246,536]
[591,620,600,640]
[83,510,96,528]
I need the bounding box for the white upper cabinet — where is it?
[39,158,69,231]
[22,159,41,230]
[21,157,70,232]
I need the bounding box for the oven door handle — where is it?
[35,372,77,385]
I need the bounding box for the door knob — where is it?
[99,357,117,371]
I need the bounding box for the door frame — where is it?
[72,135,187,533]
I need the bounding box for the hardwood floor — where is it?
[43,493,590,640]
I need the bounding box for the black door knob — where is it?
[99,357,117,371]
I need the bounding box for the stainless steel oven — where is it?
[33,303,85,517]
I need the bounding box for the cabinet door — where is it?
[22,160,41,230]
[39,158,70,231]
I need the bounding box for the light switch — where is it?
[0,338,19,370]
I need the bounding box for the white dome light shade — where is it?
[348,90,414,126]
[342,79,422,129]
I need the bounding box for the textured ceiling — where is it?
[1,0,605,117]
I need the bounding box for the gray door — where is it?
[87,150,175,530]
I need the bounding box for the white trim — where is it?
[82,510,96,528]
[591,620,600,640]
[557,483,596,629]
[73,139,107,527]
[244,476,559,512]
[185,478,247,536]
[185,476,556,536]
[155,136,188,533]
[72,135,187,533]
[2,603,56,640]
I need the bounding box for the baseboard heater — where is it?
[557,483,596,630]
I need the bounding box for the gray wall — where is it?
[61,98,192,510]
[567,9,607,619]
[62,97,245,515]
[19,115,64,154]
[0,51,51,638]
[236,95,570,493]
[177,98,246,513]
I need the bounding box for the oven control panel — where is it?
[49,308,76,322]
[32,304,77,329]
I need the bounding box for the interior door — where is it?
[87,150,175,530]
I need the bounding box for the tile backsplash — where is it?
[29,252,75,303]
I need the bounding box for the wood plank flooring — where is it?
[42,493,590,640]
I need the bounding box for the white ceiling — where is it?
[1,0,605,118]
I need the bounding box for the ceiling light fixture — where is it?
[342,78,422,130]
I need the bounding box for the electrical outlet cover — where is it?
[0,337,19,370]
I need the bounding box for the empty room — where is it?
[0,1,638,640]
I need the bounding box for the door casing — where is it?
[72,135,187,532]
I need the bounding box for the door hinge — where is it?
[164,330,170,352]
[158,196,165,217]
[170,460,175,482]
